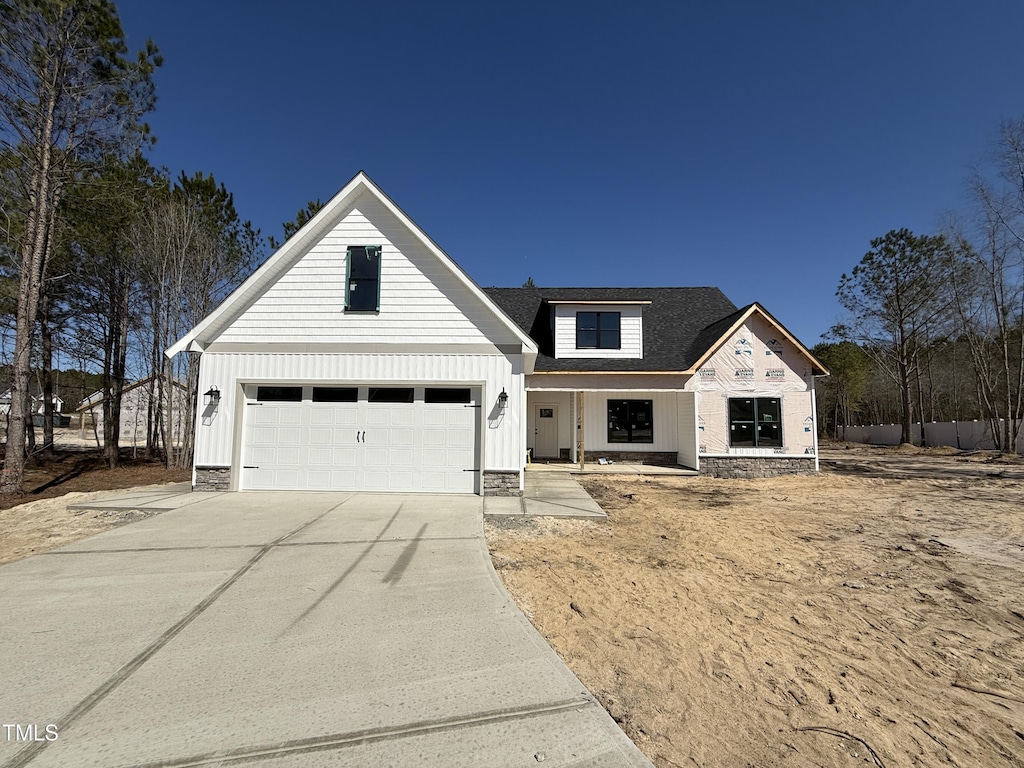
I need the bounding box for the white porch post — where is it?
[576,390,585,470]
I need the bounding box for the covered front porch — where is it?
[525,385,699,470]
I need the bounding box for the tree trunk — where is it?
[102,269,131,469]
[899,357,914,445]
[915,361,927,447]
[2,121,56,493]
[40,292,55,461]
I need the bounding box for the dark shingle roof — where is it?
[484,287,739,371]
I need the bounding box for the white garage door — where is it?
[241,385,480,493]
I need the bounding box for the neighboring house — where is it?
[169,172,828,495]
[0,389,65,416]
[77,377,188,448]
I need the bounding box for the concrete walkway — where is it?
[484,471,608,519]
[0,492,650,767]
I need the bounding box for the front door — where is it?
[534,404,559,458]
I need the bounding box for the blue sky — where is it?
[116,1,1024,344]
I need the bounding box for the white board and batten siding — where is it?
[216,192,513,346]
[676,391,699,469]
[194,353,525,490]
[552,305,643,359]
[581,390,678,453]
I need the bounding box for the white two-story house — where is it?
[170,172,828,495]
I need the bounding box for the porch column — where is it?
[576,390,585,470]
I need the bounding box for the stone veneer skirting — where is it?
[584,451,679,466]
[483,470,522,496]
[699,456,816,478]
[195,466,231,491]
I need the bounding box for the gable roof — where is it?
[484,287,739,372]
[167,171,538,361]
[685,302,829,376]
[76,376,188,411]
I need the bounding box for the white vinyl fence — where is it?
[842,420,1024,452]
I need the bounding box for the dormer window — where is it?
[576,312,620,349]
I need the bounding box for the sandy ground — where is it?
[0,483,189,566]
[0,445,190,565]
[486,450,1024,768]
[2,443,1021,766]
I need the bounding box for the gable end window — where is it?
[576,312,620,349]
[608,399,653,443]
[345,245,382,312]
[728,397,782,447]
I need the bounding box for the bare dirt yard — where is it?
[486,446,1024,768]
[0,448,189,565]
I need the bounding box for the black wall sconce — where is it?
[204,386,221,406]
[498,388,508,411]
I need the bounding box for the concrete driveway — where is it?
[0,492,650,767]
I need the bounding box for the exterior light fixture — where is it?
[204,386,220,406]
[498,388,508,410]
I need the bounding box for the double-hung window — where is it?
[345,245,381,312]
[607,399,653,443]
[576,312,620,349]
[728,398,782,447]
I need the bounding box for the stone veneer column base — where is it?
[699,456,816,479]
[483,470,523,496]
[195,466,232,491]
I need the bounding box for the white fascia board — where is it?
[545,300,652,305]
[527,387,689,392]
[365,175,539,358]
[166,173,368,358]
[167,171,538,361]
[684,303,830,376]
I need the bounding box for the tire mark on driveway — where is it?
[1,498,350,768]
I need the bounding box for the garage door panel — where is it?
[364,447,388,466]
[445,408,474,428]
[390,428,414,446]
[422,429,446,448]
[388,470,414,490]
[251,408,281,425]
[308,448,332,466]
[309,427,333,445]
[446,428,473,447]
[423,410,446,427]
[273,469,301,487]
[421,451,445,467]
[365,409,390,427]
[391,408,414,426]
[252,427,279,444]
[275,447,301,465]
[278,408,302,425]
[275,428,303,445]
[420,473,448,491]
[331,469,357,486]
[389,448,415,467]
[446,449,474,467]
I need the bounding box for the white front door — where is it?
[534,403,559,458]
